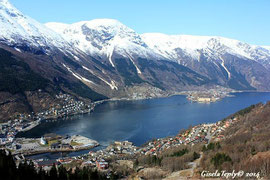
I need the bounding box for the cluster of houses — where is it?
[2,89,240,175]
[186,88,232,103]
[96,159,109,170]
[83,141,138,170]
[10,116,238,173]
[76,117,237,170]
[37,93,94,120]
[139,117,238,156]
[13,116,238,172]
[30,152,110,171]
[106,141,138,155]
[0,116,36,146]
[87,141,138,160]
[0,93,95,148]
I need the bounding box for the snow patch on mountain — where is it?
[141,33,270,65]
[2,0,269,73]
[220,57,231,79]
[45,19,165,66]
[62,64,95,85]
[46,17,270,70]
[82,66,118,90]
[126,52,142,74]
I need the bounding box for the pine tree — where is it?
[58,165,68,180]
[49,163,58,180]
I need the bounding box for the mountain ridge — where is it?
[1,0,270,121]
[45,19,270,65]
[45,18,270,91]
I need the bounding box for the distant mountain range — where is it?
[45,20,270,91]
[1,0,270,121]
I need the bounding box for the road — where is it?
[205,126,213,145]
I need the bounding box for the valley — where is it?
[1,0,270,123]
[0,0,270,179]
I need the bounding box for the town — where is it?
[0,88,233,147]
[0,113,239,177]
[185,87,234,103]
[0,93,98,146]
[0,91,240,177]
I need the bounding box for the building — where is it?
[40,137,47,145]
[50,142,60,149]
[35,160,59,168]
[15,125,25,131]
[197,97,211,102]
[57,158,73,164]
[61,143,72,149]
[96,159,108,170]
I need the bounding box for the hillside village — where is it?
[0,114,238,177]
[0,93,97,146]
[0,90,249,179]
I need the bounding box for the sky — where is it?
[9,0,270,46]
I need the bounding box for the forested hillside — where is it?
[199,102,270,178]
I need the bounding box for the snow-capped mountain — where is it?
[45,18,270,91]
[1,0,270,121]
[45,19,270,71]
[141,33,270,69]
[0,0,72,53]
[45,19,164,68]
[46,19,270,68]
[1,0,269,93]
[0,0,208,98]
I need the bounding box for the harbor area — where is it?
[8,134,99,155]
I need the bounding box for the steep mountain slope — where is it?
[141,33,270,66]
[0,0,209,94]
[46,20,270,91]
[45,19,211,93]
[0,0,109,121]
[142,35,269,90]
[0,0,214,122]
[200,102,270,178]
[46,20,164,63]
[141,33,270,90]
[0,0,270,120]
[0,0,74,54]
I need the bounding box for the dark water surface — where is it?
[19,92,270,147]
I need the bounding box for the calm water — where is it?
[19,92,270,147]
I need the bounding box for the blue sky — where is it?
[10,0,270,45]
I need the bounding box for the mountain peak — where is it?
[82,18,124,27]
[46,19,126,30]
[75,18,134,36]
[45,18,147,56]
[0,0,71,52]
[46,18,136,40]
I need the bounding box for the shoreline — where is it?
[14,90,263,135]
[7,91,268,154]
[12,135,100,156]
[9,91,269,159]
[13,144,99,156]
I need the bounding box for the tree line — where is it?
[0,150,113,180]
